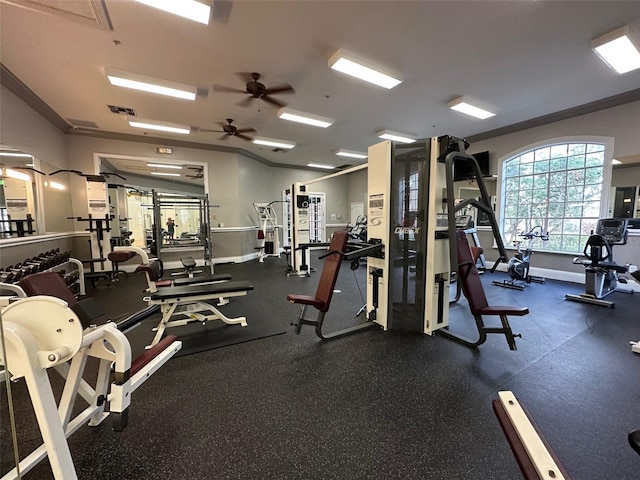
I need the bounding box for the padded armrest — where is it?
[131,335,178,377]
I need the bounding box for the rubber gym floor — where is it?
[1,251,639,479]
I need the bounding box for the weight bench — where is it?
[171,256,203,277]
[107,250,137,282]
[439,230,529,350]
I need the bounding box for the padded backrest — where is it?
[456,230,489,314]
[315,231,349,312]
[19,271,78,307]
[135,260,162,281]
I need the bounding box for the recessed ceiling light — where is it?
[252,137,296,149]
[328,49,402,89]
[612,158,622,165]
[128,117,191,135]
[150,172,181,177]
[147,163,183,169]
[448,97,495,119]
[134,0,211,25]
[277,108,334,128]
[47,181,65,190]
[307,163,335,170]
[335,149,367,159]
[376,130,416,144]
[106,68,197,100]
[592,25,640,74]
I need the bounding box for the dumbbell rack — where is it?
[0,249,86,296]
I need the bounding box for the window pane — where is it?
[506,191,519,203]
[550,157,567,171]
[505,161,520,176]
[550,144,567,158]
[567,169,584,184]
[548,203,564,217]
[563,235,581,252]
[533,174,548,189]
[548,219,562,233]
[505,204,518,217]
[506,177,519,192]
[534,147,550,161]
[567,154,585,169]
[520,163,534,175]
[563,219,580,233]
[521,151,534,163]
[581,219,597,234]
[517,204,531,217]
[584,185,601,201]
[549,171,566,188]
[520,175,534,190]
[568,143,586,155]
[587,143,604,153]
[585,167,603,184]
[565,202,583,217]
[586,152,604,167]
[566,186,583,202]
[548,188,566,202]
[534,160,549,173]
[583,201,600,217]
[547,234,562,250]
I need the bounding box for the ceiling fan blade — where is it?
[263,84,295,95]
[261,95,287,108]
[218,134,229,142]
[200,128,224,133]
[236,96,254,108]
[235,127,256,134]
[235,132,253,141]
[213,84,246,94]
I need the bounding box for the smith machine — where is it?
[289,135,520,348]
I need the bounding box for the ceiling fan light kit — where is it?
[134,0,211,25]
[448,97,495,119]
[328,49,402,89]
[128,117,191,134]
[105,68,197,101]
[277,108,334,128]
[252,137,296,149]
[376,130,416,144]
[592,25,640,74]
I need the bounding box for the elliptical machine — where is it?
[493,226,549,291]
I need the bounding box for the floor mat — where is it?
[125,300,287,358]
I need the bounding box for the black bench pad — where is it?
[150,280,253,300]
[172,273,232,286]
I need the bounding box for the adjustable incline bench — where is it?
[439,230,529,350]
[1,271,181,480]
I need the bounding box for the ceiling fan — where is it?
[186,166,204,179]
[214,72,294,108]
[200,118,256,141]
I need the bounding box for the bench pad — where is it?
[150,280,253,300]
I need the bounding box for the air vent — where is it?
[272,148,289,153]
[67,118,99,129]
[108,105,136,116]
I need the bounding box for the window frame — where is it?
[496,136,614,254]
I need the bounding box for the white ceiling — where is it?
[1,0,640,170]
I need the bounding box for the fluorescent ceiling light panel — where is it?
[147,163,183,169]
[448,97,495,119]
[106,68,197,100]
[252,137,296,149]
[150,172,181,177]
[307,163,335,170]
[592,25,640,74]
[277,108,334,128]
[0,152,33,158]
[128,118,191,135]
[5,168,31,181]
[134,0,211,25]
[376,130,416,144]
[329,49,402,89]
[612,158,622,165]
[335,149,367,159]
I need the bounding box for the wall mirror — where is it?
[97,154,207,251]
[0,146,73,238]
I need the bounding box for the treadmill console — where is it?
[596,218,629,245]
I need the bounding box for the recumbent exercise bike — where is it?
[493,225,549,291]
[565,218,633,308]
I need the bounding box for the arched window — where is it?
[500,140,610,254]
